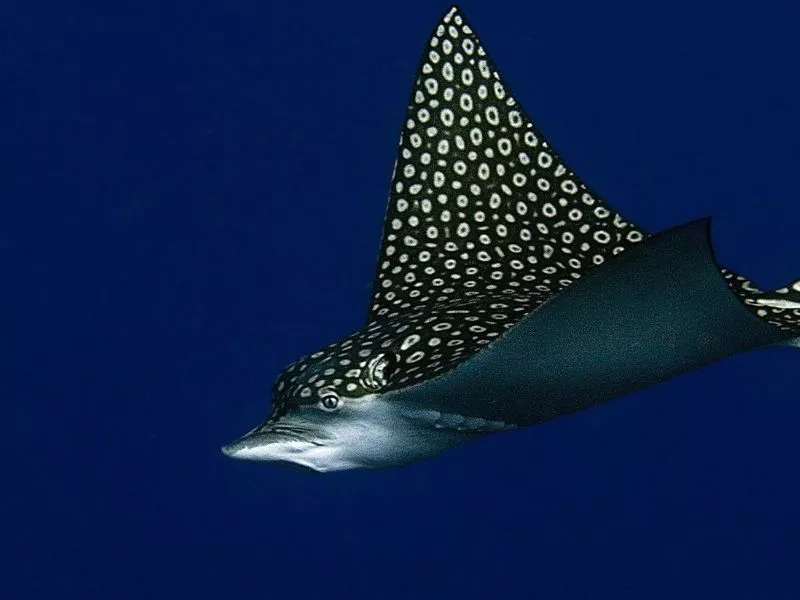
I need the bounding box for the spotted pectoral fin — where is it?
[366,5,648,323]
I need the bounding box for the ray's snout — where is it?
[221,425,324,464]
[221,436,254,460]
[220,442,239,458]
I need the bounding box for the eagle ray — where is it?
[222,6,800,472]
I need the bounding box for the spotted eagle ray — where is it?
[222,6,800,472]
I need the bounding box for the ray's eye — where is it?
[362,352,398,391]
[319,389,341,412]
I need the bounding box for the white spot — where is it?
[537,151,553,168]
[407,351,425,363]
[755,298,800,309]
[401,334,421,350]
[441,108,454,127]
[561,180,577,194]
[443,62,455,81]
[470,127,483,145]
[493,81,506,99]
[497,138,512,156]
[593,230,611,244]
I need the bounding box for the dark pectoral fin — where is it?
[397,219,794,425]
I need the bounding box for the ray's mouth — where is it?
[259,423,324,446]
[221,422,326,461]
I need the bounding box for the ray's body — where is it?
[222,6,800,472]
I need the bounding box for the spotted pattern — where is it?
[266,6,800,421]
[733,273,800,332]
[369,9,644,322]
[269,293,537,414]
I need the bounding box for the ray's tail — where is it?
[721,270,800,345]
[744,276,800,346]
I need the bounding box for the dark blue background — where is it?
[5,1,799,598]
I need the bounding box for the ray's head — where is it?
[220,322,493,471]
[222,340,407,472]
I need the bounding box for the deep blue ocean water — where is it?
[5,1,800,598]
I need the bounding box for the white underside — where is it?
[231,440,362,472]
[225,398,515,472]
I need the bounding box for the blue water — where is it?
[5,1,800,598]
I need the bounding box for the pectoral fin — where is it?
[394,219,794,425]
